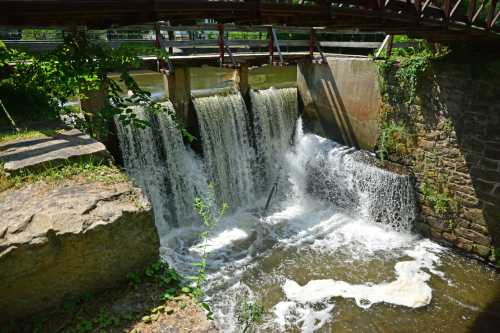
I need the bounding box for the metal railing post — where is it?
[218,24,225,67]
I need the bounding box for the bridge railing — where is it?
[325,0,499,31]
[1,1,498,42]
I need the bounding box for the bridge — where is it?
[1,1,499,47]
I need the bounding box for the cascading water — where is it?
[193,92,256,208]
[116,88,499,333]
[292,133,416,231]
[250,87,298,192]
[115,102,208,239]
[192,87,298,208]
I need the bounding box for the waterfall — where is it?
[193,91,256,209]
[116,88,415,234]
[288,130,416,231]
[114,89,424,333]
[192,87,299,209]
[115,102,207,239]
[250,87,298,193]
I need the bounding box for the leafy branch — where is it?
[188,184,228,318]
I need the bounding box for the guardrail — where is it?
[0,0,498,42]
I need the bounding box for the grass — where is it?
[0,128,64,144]
[0,158,128,193]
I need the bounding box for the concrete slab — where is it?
[0,129,111,174]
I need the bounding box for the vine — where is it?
[375,36,445,161]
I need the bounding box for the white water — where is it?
[116,89,450,333]
[193,92,256,208]
[115,102,208,238]
[250,87,298,192]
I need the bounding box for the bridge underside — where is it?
[1,1,499,47]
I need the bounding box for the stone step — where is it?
[0,129,111,174]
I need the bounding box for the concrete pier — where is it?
[297,56,380,150]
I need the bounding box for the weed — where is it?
[0,128,62,143]
[442,118,454,136]
[126,271,142,288]
[0,158,128,193]
[237,294,265,333]
[492,247,500,265]
[186,184,228,318]
[420,180,459,218]
[377,121,412,160]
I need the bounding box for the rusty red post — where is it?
[309,28,316,59]
[268,26,274,65]
[154,23,165,73]
[442,0,451,20]
[218,24,225,67]
[486,0,498,28]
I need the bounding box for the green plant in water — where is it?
[237,294,265,333]
[188,184,228,318]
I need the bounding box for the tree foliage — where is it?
[0,31,169,138]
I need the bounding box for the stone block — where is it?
[455,237,474,251]
[471,168,500,183]
[473,244,491,258]
[457,193,480,208]
[454,227,492,246]
[426,216,449,231]
[415,221,431,237]
[463,207,487,225]
[469,223,489,235]
[456,218,470,229]
[420,205,435,217]
[442,232,457,242]
[455,163,471,174]
[473,179,495,195]
[484,148,500,160]
[449,183,476,197]
[0,129,111,174]
[430,227,443,239]
[0,181,159,321]
[479,158,499,171]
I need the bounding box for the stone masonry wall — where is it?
[382,61,500,263]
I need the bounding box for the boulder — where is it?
[0,180,159,322]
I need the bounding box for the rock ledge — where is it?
[0,179,159,321]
